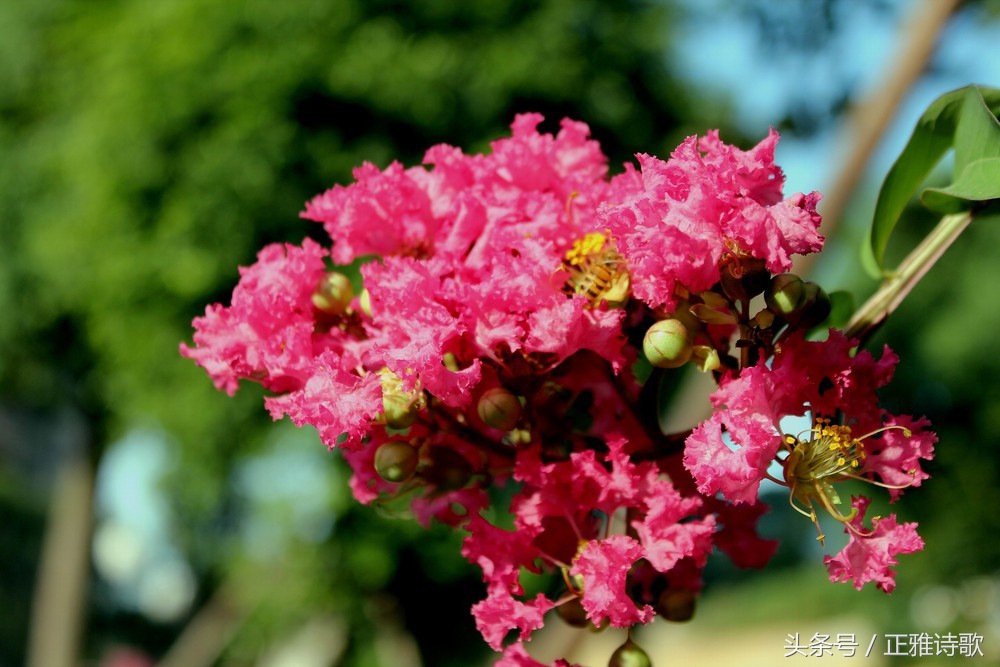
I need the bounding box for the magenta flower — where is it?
[684,330,935,590]
[600,130,823,310]
[181,113,941,661]
[824,496,925,593]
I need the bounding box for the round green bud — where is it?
[374,441,419,483]
[312,272,354,316]
[643,318,692,369]
[655,588,696,622]
[477,387,522,431]
[786,282,831,330]
[764,273,806,316]
[608,639,652,667]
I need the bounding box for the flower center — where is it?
[562,232,630,307]
[778,417,911,545]
[785,418,865,485]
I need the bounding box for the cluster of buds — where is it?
[182,116,936,666]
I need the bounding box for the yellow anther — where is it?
[565,232,607,265]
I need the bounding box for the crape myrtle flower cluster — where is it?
[181,115,936,666]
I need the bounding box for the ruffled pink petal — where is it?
[862,415,936,501]
[472,584,554,651]
[632,479,715,573]
[302,161,438,264]
[180,239,328,394]
[571,535,653,628]
[824,496,924,593]
[494,643,579,667]
[684,412,780,504]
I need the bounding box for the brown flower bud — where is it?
[655,588,696,622]
[374,441,419,483]
[476,387,522,431]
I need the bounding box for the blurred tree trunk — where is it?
[27,450,94,667]
[807,0,963,261]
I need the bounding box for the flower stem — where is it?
[845,210,972,344]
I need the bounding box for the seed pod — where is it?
[608,638,652,667]
[312,272,354,315]
[374,441,419,483]
[655,588,696,622]
[477,387,522,431]
[764,273,806,316]
[421,447,473,491]
[556,598,590,628]
[643,318,692,369]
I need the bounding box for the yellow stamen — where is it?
[779,417,914,540]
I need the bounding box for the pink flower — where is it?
[570,535,654,628]
[494,643,579,667]
[684,331,935,507]
[600,130,823,310]
[180,239,329,395]
[631,479,715,574]
[264,355,383,451]
[683,331,932,589]
[302,161,438,264]
[472,584,554,651]
[824,496,924,592]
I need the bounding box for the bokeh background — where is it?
[2,1,1000,665]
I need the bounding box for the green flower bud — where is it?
[764,273,806,316]
[608,638,652,667]
[477,387,522,431]
[786,282,832,330]
[312,272,354,315]
[643,318,692,369]
[374,440,419,483]
[655,588,696,622]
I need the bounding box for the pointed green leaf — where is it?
[868,85,1000,270]
[952,84,1000,174]
[922,157,1000,213]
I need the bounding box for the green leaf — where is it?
[922,158,1000,213]
[868,85,1000,270]
[952,83,1000,173]
[826,290,855,330]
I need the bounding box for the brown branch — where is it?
[795,0,963,276]
[27,451,93,667]
[156,582,246,667]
